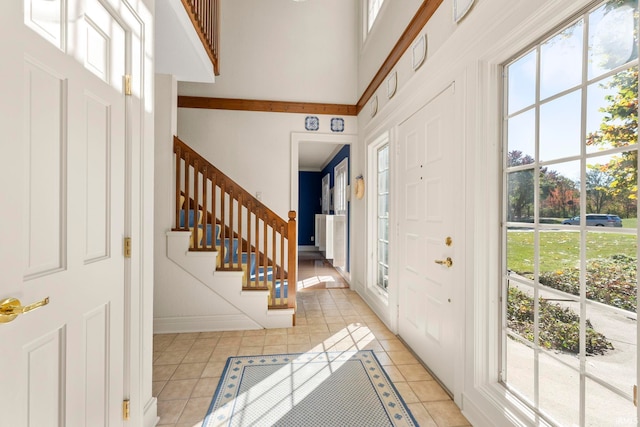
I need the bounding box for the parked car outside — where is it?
[562,214,623,227]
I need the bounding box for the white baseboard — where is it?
[144,397,159,427]
[153,314,261,333]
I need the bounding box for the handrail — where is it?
[173,136,296,310]
[180,0,220,76]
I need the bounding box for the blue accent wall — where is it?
[298,171,323,246]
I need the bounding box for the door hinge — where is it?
[123,399,130,420]
[124,237,132,258]
[124,75,132,96]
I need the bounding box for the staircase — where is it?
[168,136,296,328]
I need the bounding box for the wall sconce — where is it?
[354,175,365,200]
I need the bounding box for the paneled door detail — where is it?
[397,85,458,393]
[0,0,130,425]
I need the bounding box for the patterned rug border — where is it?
[202,350,419,427]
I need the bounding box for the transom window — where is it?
[502,1,638,425]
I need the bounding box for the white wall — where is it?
[179,0,359,104]
[177,108,358,220]
[352,0,596,426]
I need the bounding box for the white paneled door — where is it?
[0,0,129,425]
[397,85,459,394]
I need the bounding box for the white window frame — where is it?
[368,133,391,296]
[334,158,348,215]
[321,173,330,214]
[500,2,639,426]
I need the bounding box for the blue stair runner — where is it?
[180,210,288,298]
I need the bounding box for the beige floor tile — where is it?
[157,399,187,425]
[221,330,244,337]
[393,382,420,404]
[288,343,314,353]
[406,403,439,427]
[182,348,213,364]
[409,380,451,402]
[191,338,219,351]
[153,380,167,397]
[264,334,287,346]
[237,345,263,356]
[287,334,310,345]
[262,344,288,354]
[240,336,265,347]
[388,350,419,365]
[155,350,188,366]
[165,339,196,353]
[201,361,228,378]
[216,336,243,348]
[171,363,206,380]
[191,377,220,398]
[382,365,406,382]
[198,331,224,339]
[397,364,433,381]
[424,400,471,426]
[153,255,470,427]
[380,339,409,352]
[177,396,212,424]
[153,364,179,381]
[243,329,267,336]
[158,379,198,400]
[176,332,201,340]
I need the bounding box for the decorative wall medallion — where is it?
[387,71,397,99]
[412,34,427,71]
[453,0,475,23]
[305,116,319,131]
[370,95,378,117]
[330,117,345,132]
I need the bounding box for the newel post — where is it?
[287,211,297,312]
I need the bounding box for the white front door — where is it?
[397,85,460,393]
[0,0,129,425]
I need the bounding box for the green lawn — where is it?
[507,230,637,274]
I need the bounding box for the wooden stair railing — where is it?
[173,136,296,310]
[180,0,220,76]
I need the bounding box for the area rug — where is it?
[202,350,418,427]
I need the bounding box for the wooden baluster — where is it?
[229,188,235,268]
[287,211,297,312]
[246,202,252,288]
[271,220,277,305]
[174,146,181,230]
[237,193,243,270]
[280,224,285,306]
[255,208,260,288]
[184,153,190,233]
[211,173,216,250]
[263,214,268,299]
[193,159,199,249]
[202,167,208,249]
[220,180,226,267]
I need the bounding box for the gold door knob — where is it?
[434,257,453,268]
[0,297,49,323]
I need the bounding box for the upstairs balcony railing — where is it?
[180,0,220,75]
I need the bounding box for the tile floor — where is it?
[153,252,471,427]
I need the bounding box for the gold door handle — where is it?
[0,297,49,323]
[434,257,453,268]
